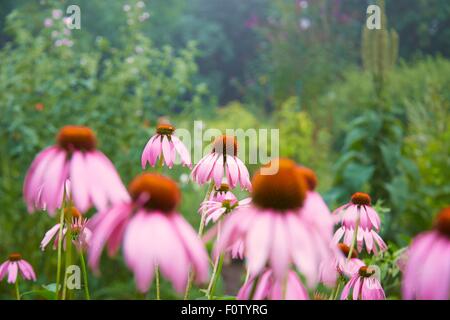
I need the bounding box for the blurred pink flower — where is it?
[191,135,251,190]
[199,183,251,226]
[238,269,309,300]
[215,159,335,286]
[0,253,36,284]
[88,173,209,293]
[40,207,91,252]
[319,243,365,287]
[141,123,191,169]
[341,265,385,300]
[44,18,53,28]
[296,166,333,237]
[402,207,450,300]
[245,14,259,29]
[333,192,387,254]
[23,125,128,215]
[52,9,63,20]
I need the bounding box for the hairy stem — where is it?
[79,251,91,300]
[184,182,215,300]
[55,203,65,300]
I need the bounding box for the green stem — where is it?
[14,279,20,300]
[62,226,73,300]
[206,221,223,300]
[155,265,161,300]
[184,182,215,300]
[79,251,91,300]
[206,253,224,300]
[329,280,342,300]
[55,205,65,300]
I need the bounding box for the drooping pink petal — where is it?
[148,135,162,166]
[141,134,157,169]
[225,155,239,188]
[42,150,68,214]
[70,151,91,212]
[171,135,191,167]
[7,262,18,284]
[170,214,209,284]
[212,155,224,188]
[0,261,10,280]
[162,135,174,168]
[270,215,290,280]
[40,223,61,251]
[246,212,273,276]
[123,212,155,292]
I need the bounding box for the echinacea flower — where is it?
[0,253,36,284]
[341,265,385,300]
[237,269,309,300]
[88,173,209,293]
[296,166,333,237]
[333,192,387,254]
[319,243,365,287]
[215,158,335,286]
[141,123,191,169]
[201,183,250,260]
[191,135,251,190]
[200,183,251,226]
[402,207,450,300]
[23,125,128,214]
[40,207,92,252]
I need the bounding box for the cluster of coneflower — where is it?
[2,122,449,300]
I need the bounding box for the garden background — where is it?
[0,0,449,299]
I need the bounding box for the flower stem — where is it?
[155,265,161,300]
[206,221,223,300]
[55,204,65,300]
[62,226,73,300]
[79,251,91,300]
[14,279,20,300]
[206,253,224,300]
[184,182,215,300]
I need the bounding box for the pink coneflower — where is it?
[88,173,209,293]
[333,192,387,254]
[0,253,36,284]
[23,125,128,214]
[341,265,385,300]
[238,269,309,300]
[319,243,365,287]
[199,183,251,226]
[191,135,251,190]
[141,123,191,169]
[215,158,334,286]
[40,207,91,251]
[201,183,250,260]
[296,166,333,237]
[402,207,450,300]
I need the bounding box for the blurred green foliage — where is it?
[0,0,448,300]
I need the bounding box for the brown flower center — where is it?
[212,135,238,157]
[156,124,175,136]
[57,126,97,152]
[252,158,307,211]
[435,207,450,237]
[358,266,374,278]
[296,166,317,191]
[128,173,180,213]
[64,207,81,219]
[8,253,22,262]
[351,192,371,206]
[338,243,358,259]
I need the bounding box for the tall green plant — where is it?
[329,0,413,240]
